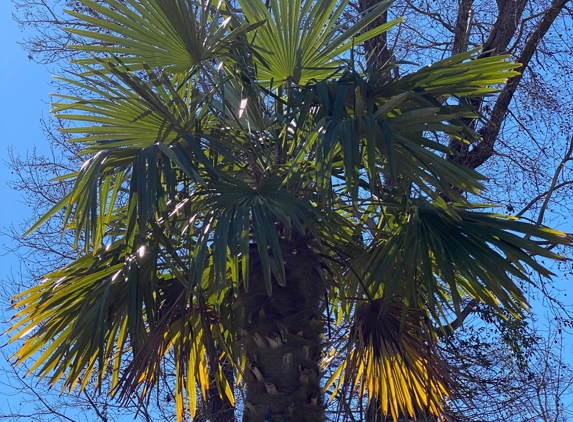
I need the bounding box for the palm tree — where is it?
[7,0,569,421]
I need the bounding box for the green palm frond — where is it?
[206,66,273,132]
[196,175,322,293]
[8,242,132,390]
[53,61,203,150]
[66,0,262,73]
[26,142,205,251]
[7,239,237,419]
[285,53,516,205]
[237,0,401,85]
[396,48,520,97]
[363,201,568,319]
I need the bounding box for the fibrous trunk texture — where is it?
[239,237,325,422]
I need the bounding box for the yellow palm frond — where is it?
[325,299,452,422]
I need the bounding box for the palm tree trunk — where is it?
[239,237,325,422]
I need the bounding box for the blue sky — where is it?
[1,1,54,418]
[0,3,53,227]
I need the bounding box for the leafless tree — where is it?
[444,308,573,422]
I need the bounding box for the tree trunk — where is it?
[239,236,325,422]
[448,0,567,170]
[359,0,391,73]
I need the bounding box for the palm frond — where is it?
[66,0,261,73]
[363,201,568,320]
[237,0,400,85]
[324,300,452,422]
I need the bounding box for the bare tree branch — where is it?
[452,0,474,54]
[456,0,571,170]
